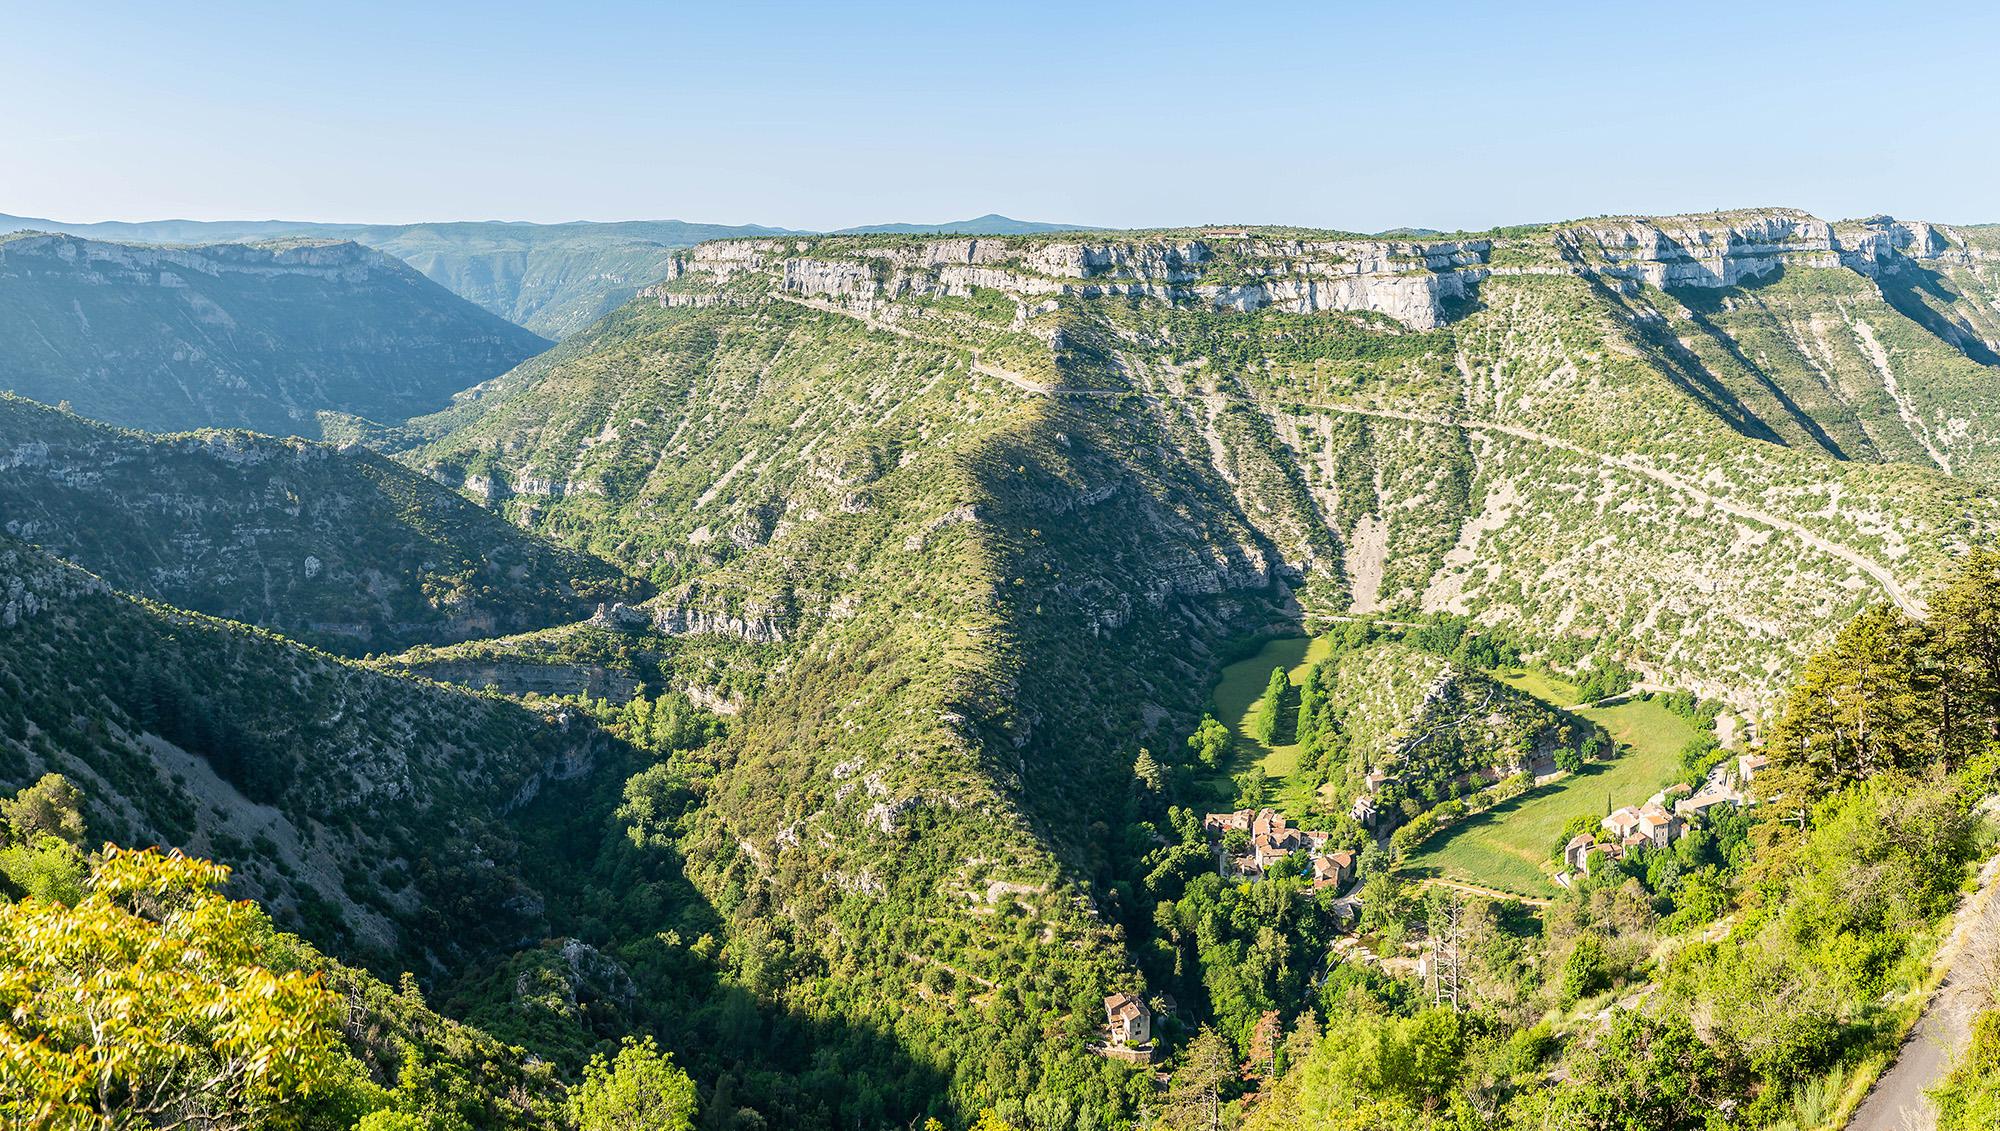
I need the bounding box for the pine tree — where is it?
[1133,749,1166,794]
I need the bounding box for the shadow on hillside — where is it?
[445,735,955,1130]
[1874,261,2000,366]
[1583,273,1792,449]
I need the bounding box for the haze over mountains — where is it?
[0,211,1088,337]
[2,201,1998,1129]
[0,231,548,434]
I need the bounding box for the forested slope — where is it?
[0,394,642,654]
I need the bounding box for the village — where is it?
[1557,751,1765,884]
[1200,806,1358,891]
[1086,715,1775,1067]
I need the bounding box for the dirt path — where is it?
[772,291,1923,619]
[1847,848,2000,1131]
[1418,876,1553,909]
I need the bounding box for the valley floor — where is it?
[1400,675,1702,897]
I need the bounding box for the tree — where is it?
[1134,749,1167,794]
[618,763,691,850]
[1234,765,1269,808]
[0,773,84,846]
[1250,667,1290,745]
[568,1036,698,1131]
[1932,548,2000,750]
[1295,666,1326,751]
[1165,1027,1234,1131]
[0,774,87,904]
[0,847,351,1129]
[1188,715,1233,768]
[1555,743,1584,774]
[1766,605,1936,788]
[1549,1012,1739,1131]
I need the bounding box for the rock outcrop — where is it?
[658,209,1997,332]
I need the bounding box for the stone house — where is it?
[1635,803,1680,848]
[1202,809,1254,837]
[1602,806,1645,841]
[1674,789,1733,821]
[1314,850,1357,890]
[1738,752,1769,785]
[1105,992,1151,1048]
[1563,833,1595,872]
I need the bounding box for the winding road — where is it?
[1847,847,2000,1131]
[772,290,1924,619]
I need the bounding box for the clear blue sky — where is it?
[4,0,1997,231]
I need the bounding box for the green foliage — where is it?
[1545,1012,1740,1131]
[1249,666,1290,745]
[1765,551,2000,805]
[1933,1009,2000,1131]
[0,848,351,1128]
[1187,715,1232,769]
[0,395,643,656]
[569,1036,698,1131]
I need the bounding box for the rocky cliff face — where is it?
[0,232,549,436]
[658,209,1998,334]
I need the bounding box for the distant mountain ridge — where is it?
[0,232,547,435]
[831,212,1103,235]
[0,211,1100,335]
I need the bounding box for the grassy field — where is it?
[1398,669,1704,897]
[1201,634,1333,810]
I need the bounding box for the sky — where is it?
[4,0,1998,232]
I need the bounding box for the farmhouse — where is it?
[1105,992,1151,1047]
[1094,991,1157,1064]
[1563,833,1594,872]
[1314,850,1357,890]
[1738,752,1768,785]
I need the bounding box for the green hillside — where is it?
[7,206,2000,1128]
[340,209,2000,1124]
[0,394,643,654]
[0,233,549,435]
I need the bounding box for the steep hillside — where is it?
[0,232,549,434]
[415,216,1999,706]
[312,207,1998,1122]
[0,536,629,964]
[0,394,642,654]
